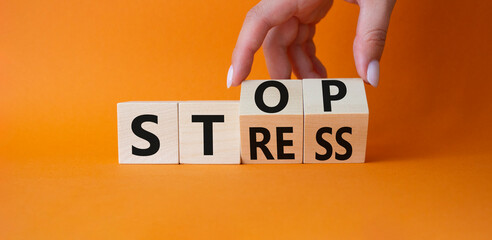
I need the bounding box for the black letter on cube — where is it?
[192,115,225,155]
[315,127,333,161]
[277,127,295,159]
[322,80,347,112]
[255,81,289,113]
[249,127,274,160]
[335,127,353,160]
[132,114,160,156]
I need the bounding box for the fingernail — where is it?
[227,65,233,88]
[367,60,379,87]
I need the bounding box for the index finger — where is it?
[229,0,297,87]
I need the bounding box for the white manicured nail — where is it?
[367,60,379,87]
[227,65,233,88]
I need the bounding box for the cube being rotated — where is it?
[303,78,369,163]
[240,80,304,164]
[117,102,179,164]
[179,101,240,164]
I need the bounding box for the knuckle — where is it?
[362,29,387,47]
[245,4,271,28]
[246,5,263,20]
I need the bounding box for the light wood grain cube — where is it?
[303,78,369,163]
[240,80,303,164]
[179,101,240,164]
[117,102,179,164]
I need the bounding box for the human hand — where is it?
[227,0,396,88]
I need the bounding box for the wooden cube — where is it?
[240,80,304,164]
[117,102,179,164]
[179,101,240,164]
[303,78,369,163]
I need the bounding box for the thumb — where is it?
[353,0,395,87]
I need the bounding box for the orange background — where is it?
[1,0,492,239]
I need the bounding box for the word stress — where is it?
[117,78,368,164]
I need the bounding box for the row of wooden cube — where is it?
[118,78,368,164]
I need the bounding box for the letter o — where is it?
[254,81,289,113]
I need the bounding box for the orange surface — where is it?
[1,0,492,239]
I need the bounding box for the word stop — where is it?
[117,78,368,164]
